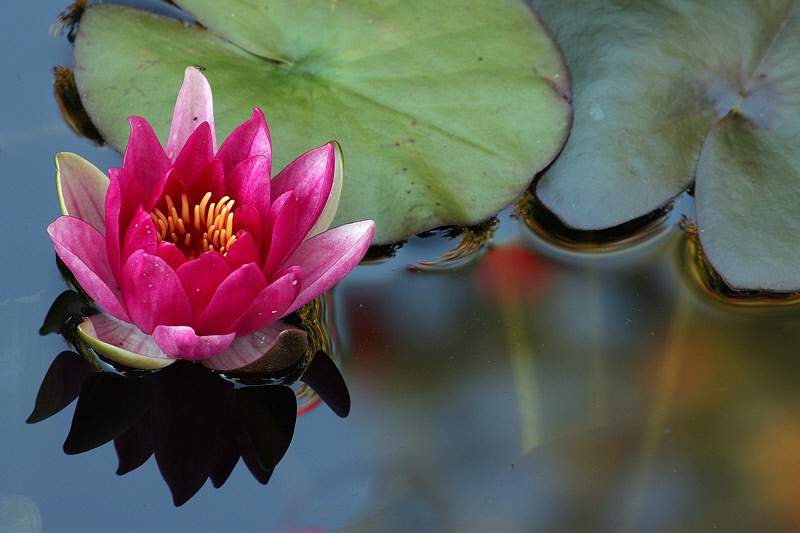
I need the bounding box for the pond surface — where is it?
[4,2,800,532]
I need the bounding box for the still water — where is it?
[3,2,800,532]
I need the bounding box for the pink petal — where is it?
[176,251,231,321]
[186,159,225,205]
[152,325,235,361]
[168,121,215,194]
[233,204,264,252]
[48,217,129,322]
[270,143,335,241]
[56,152,109,233]
[228,266,301,336]
[201,321,307,375]
[195,262,267,335]
[105,167,149,280]
[224,155,271,229]
[306,141,343,238]
[77,314,175,370]
[166,66,216,161]
[223,231,261,271]
[123,116,172,195]
[216,108,271,175]
[261,191,299,279]
[157,242,187,271]
[121,209,159,267]
[286,220,375,311]
[121,250,193,335]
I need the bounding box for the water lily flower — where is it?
[48,66,375,373]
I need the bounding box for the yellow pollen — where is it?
[151,192,238,259]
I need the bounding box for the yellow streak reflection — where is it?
[624,289,692,529]
[498,284,541,454]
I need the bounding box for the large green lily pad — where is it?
[530,0,800,291]
[70,1,571,245]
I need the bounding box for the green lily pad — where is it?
[70,1,571,245]
[530,0,800,291]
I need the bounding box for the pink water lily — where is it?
[48,66,375,372]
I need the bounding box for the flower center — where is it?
[150,192,237,259]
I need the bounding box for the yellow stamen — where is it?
[169,205,180,228]
[214,196,230,219]
[181,193,191,226]
[193,205,201,231]
[225,212,234,238]
[206,203,216,232]
[198,192,212,220]
[150,191,238,259]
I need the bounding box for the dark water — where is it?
[4,2,800,532]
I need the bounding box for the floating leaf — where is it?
[530,0,800,291]
[70,1,571,244]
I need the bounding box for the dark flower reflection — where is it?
[31,291,350,506]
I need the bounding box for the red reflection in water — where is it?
[475,244,551,305]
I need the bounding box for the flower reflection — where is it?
[32,291,351,505]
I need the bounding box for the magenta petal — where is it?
[286,221,375,311]
[201,321,307,374]
[261,191,299,279]
[270,143,335,240]
[176,251,231,321]
[169,121,215,193]
[224,155,271,227]
[152,325,234,360]
[123,117,171,194]
[307,141,343,238]
[157,242,187,271]
[121,209,159,267]
[195,262,267,335]
[106,167,149,280]
[229,266,301,336]
[121,250,193,335]
[223,231,260,271]
[56,153,109,233]
[185,159,225,205]
[234,204,264,252]
[166,66,216,161]
[216,108,271,175]
[48,217,129,322]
